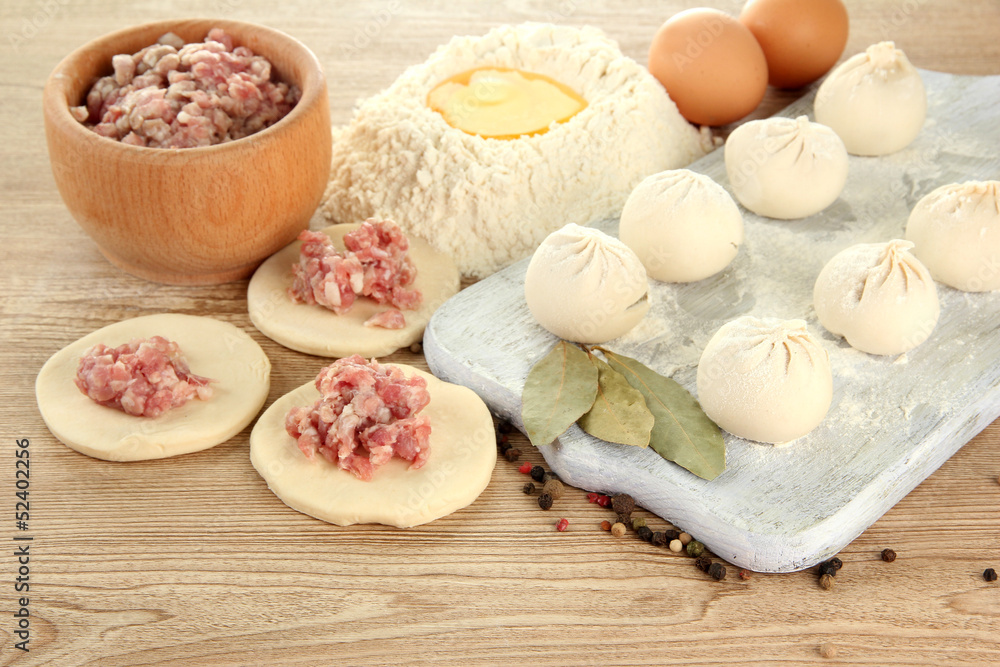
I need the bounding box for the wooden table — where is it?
[2,1,998,664]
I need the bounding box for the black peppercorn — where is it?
[818,561,838,577]
[503,448,521,462]
[828,557,843,571]
[636,525,653,542]
[530,465,546,482]
[694,554,712,573]
[538,493,553,510]
[542,472,560,483]
[615,513,631,526]
[522,482,535,495]
[664,529,680,542]
[984,568,998,582]
[709,563,727,581]
[881,548,897,563]
[611,493,636,517]
[651,531,667,547]
[498,421,515,434]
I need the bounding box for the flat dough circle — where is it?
[250,364,497,527]
[248,223,460,357]
[35,313,271,461]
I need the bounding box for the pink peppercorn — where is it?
[556,518,569,532]
[518,462,532,474]
[596,495,611,508]
[586,492,600,503]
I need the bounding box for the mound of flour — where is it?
[321,23,713,278]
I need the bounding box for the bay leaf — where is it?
[521,341,598,447]
[603,350,725,481]
[578,355,653,448]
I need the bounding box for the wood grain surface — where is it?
[1,1,998,665]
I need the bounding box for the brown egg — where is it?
[648,8,768,127]
[740,0,849,89]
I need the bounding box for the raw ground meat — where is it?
[364,309,406,329]
[285,355,431,481]
[288,219,422,320]
[72,28,300,148]
[75,336,214,417]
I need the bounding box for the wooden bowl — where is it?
[43,19,332,285]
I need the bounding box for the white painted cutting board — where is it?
[424,71,1000,573]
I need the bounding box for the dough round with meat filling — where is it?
[248,223,460,358]
[35,313,271,461]
[250,364,496,528]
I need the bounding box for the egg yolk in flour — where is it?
[427,67,587,139]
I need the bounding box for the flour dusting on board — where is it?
[424,71,1000,573]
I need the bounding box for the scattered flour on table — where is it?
[320,23,714,277]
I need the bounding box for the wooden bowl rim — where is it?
[42,18,327,160]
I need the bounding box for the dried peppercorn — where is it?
[537,493,553,510]
[503,448,521,462]
[530,466,546,482]
[679,532,693,546]
[828,557,843,571]
[631,517,647,531]
[819,573,834,590]
[556,518,569,532]
[881,548,897,563]
[409,342,422,354]
[615,513,631,526]
[664,529,680,542]
[542,472,560,483]
[611,493,636,517]
[518,462,532,474]
[819,643,837,659]
[542,479,564,500]
[651,531,667,547]
[738,569,751,581]
[709,563,727,581]
[522,482,535,495]
[498,421,515,434]
[600,520,612,531]
[686,540,705,558]
[694,554,712,572]
[669,539,683,553]
[586,492,600,503]
[596,495,611,508]
[637,525,654,542]
[818,561,838,577]
[984,568,998,582]
[611,522,626,537]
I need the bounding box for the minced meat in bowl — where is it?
[42,19,331,284]
[72,27,300,148]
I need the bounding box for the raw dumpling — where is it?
[813,240,940,355]
[905,181,1000,292]
[724,115,848,220]
[524,223,650,343]
[814,41,926,156]
[696,316,832,444]
[619,169,744,283]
